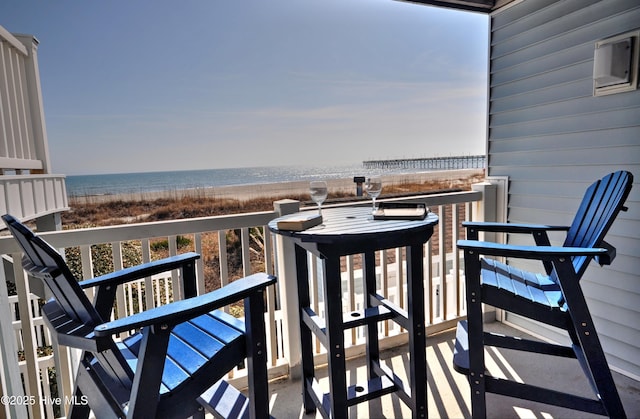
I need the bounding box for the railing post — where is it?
[471,177,509,243]
[0,262,29,419]
[471,181,497,241]
[272,199,302,379]
[470,177,508,324]
[11,255,45,419]
[15,34,52,173]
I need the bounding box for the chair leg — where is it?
[464,251,487,419]
[190,406,206,419]
[571,311,626,417]
[588,355,626,418]
[127,328,171,418]
[67,386,91,419]
[245,289,270,419]
[556,262,627,418]
[70,361,127,419]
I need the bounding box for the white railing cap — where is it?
[0,25,29,56]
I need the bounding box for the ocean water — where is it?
[65,164,430,197]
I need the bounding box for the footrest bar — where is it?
[347,375,397,407]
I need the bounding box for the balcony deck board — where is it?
[264,322,640,418]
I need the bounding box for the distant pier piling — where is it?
[363,155,485,170]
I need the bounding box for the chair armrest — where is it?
[595,240,616,265]
[462,221,569,234]
[462,224,570,270]
[93,272,276,337]
[457,240,608,261]
[78,252,200,289]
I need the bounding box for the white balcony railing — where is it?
[0,174,68,221]
[1,26,69,221]
[0,189,486,418]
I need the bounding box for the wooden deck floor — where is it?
[265,322,640,418]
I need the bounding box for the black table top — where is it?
[269,206,438,246]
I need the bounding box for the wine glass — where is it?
[309,181,328,216]
[365,177,382,213]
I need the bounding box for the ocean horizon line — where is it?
[64,163,341,178]
[65,164,480,198]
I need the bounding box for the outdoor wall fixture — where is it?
[593,30,639,96]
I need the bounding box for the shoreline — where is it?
[69,168,484,204]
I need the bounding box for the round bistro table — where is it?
[269,206,438,418]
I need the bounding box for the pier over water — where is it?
[363,155,485,170]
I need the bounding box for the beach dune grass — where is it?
[63,171,483,226]
[61,171,483,297]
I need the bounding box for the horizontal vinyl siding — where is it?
[488,0,640,378]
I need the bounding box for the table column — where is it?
[407,242,427,417]
[322,252,349,418]
[295,245,316,413]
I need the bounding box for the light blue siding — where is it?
[488,0,640,378]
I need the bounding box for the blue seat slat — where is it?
[122,333,143,355]
[546,291,564,308]
[116,312,246,394]
[117,342,139,373]
[211,310,246,333]
[117,319,242,395]
[191,312,244,344]
[482,259,516,294]
[167,335,209,376]
[534,272,557,288]
[172,320,226,358]
[525,283,554,306]
[507,271,531,300]
[479,260,499,287]
[511,266,555,306]
[162,355,191,392]
[481,258,562,307]
[495,271,513,293]
[521,270,542,286]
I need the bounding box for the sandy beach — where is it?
[69,169,484,204]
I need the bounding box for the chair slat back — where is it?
[2,214,101,326]
[563,171,633,276]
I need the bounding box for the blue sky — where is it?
[1,0,489,175]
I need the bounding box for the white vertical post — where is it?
[194,233,205,296]
[12,256,44,419]
[262,228,279,367]
[452,203,460,317]
[471,182,497,241]
[168,236,180,300]
[272,199,302,378]
[471,177,508,241]
[241,227,251,277]
[0,262,28,419]
[470,178,508,323]
[438,205,447,320]
[15,34,51,174]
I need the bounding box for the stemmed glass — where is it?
[309,180,328,216]
[365,177,382,213]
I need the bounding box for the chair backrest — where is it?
[563,171,633,276]
[2,214,102,326]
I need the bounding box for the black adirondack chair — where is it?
[2,214,276,419]
[453,171,633,418]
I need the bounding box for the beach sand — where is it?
[70,168,484,204]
